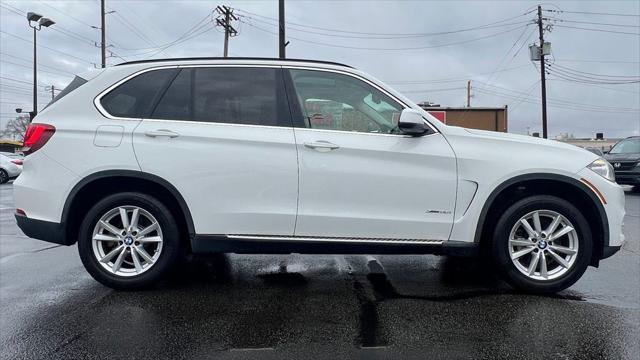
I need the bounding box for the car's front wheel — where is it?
[492,195,592,294]
[78,192,180,289]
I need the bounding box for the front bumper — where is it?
[15,213,72,245]
[614,171,640,185]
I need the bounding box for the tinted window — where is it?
[289,69,403,134]
[193,68,286,126]
[101,69,177,118]
[148,67,289,126]
[151,69,192,120]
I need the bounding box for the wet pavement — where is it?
[1,182,639,359]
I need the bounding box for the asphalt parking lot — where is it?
[0,182,638,360]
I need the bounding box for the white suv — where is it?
[14,58,625,292]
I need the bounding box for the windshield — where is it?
[609,138,640,154]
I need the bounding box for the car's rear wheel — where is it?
[491,195,592,293]
[78,192,180,289]
[0,169,8,184]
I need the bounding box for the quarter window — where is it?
[288,69,403,134]
[100,69,177,118]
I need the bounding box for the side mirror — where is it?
[398,109,428,136]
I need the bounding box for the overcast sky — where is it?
[1,0,638,138]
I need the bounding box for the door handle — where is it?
[144,129,180,138]
[304,141,340,151]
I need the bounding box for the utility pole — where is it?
[279,0,286,58]
[466,80,471,107]
[215,6,238,57]
[537,5,548,139]
[100,0,106,68]
[46,85,56,100]
[33,25,37,115]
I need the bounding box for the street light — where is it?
[27,12,55,119]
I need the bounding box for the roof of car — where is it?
[116,57,353,69]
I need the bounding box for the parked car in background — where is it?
[13,58,625,293]
[0,153,22,183]
[584,147,604,156]
[604,136,640,190]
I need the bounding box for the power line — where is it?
[0,60,74,77]
[545,9,640,18]
[547,62,639,79]
[242,20,532,50]
[553,24,640,36]
[475,87,639,114]
[236,7,536,36]
[385,64,531,85]
[0,30,94,65]
[0,52,76,76]
[553,59,640,64]
[548,18,640,29]
[240,12,533,39]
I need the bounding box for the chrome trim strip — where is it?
[226,234,444,244]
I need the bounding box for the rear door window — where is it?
[100,69,177,118]
[150,67,291,127]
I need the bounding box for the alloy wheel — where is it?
[508,209,579,281]
[91,205,163,277]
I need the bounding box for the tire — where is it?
[78,192,181,290]
[491,195,592,294]
[0,169,8,184]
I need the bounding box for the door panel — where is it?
[294,129,457,240]
[129,66,298,236]
[134,121,298,235]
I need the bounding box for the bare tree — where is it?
[1,115,30,141]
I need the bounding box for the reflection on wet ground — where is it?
[1,186,639,359]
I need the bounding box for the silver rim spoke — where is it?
[528,251,540,275]
[512,246,535,260]
[139,236,162,243]
[131,247,143,273]
[100,244,124,263]
[532,211,542,233]
[138,222,158,237]
[130,208,140,230]
[135,246,155,264]
[547,249,570,268]
[119,207,130,230]
[510,238,534,247]
[508,209,579,281]
[549,245,577,255]
[111,247,127,273]
[100,221,122,237]
[540,252,548,279]
[546,215,562,235]
[520,219,537,238]
[92,206,163,277]
[94,234,120,242]
[549,225,574,241]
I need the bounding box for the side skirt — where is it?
[191,235,479,256]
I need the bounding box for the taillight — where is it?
[23,123,55,155]
[11,159,23,165]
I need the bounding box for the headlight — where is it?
[587,158,615,182]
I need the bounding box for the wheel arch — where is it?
[474,173,609,266]
[62,170,195,248]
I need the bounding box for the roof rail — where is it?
[115,57,353,68]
